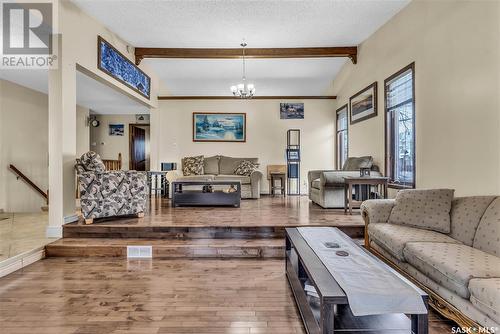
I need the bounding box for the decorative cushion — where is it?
[342,156,373,171]
[233,160,259,176]
[473,197,500,257]
[388,189,454,233]
[450,196,496,246]
[182,156,204,176]
[368,223,460,261]
[203,156,220,175]
[403,242,500,299]
[219,156,258,175]
[468,278,500,323]
[79,151,106,172]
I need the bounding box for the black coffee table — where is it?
[171,181,241,207]
[285,228,428,334]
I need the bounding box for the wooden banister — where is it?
[102,153,122,171]
[9,164,48,204]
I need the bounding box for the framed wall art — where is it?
[280,103,304,119]
[98,36,151,99]
[109,124,124,136]
[193,113,246,142]
[349,82,377,124]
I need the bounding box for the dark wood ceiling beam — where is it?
[135,47,357,65]
[158,96,336,100]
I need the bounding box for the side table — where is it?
[148,171,168,197]
[270,172,286,197]
[343,176,388,215]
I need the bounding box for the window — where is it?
[385,63,415,188]
[336,104,348,169]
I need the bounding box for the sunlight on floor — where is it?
[0,211,57,261]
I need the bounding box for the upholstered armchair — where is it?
[308,156,381,208]
[76,152,148,224]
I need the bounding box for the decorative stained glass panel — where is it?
[98,36,151,99]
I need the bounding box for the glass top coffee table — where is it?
[171,180,241,207]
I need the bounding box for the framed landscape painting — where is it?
[193,113,246,142]
[280,103,304,119]
[349,82,377,124]
[109,124,124,136]
[98,36,151,99]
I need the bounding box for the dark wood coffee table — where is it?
[285,227,428,334]
[171,180,241,207]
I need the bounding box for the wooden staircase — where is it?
[46,237,284,258]
[46,221,363,259]
[45,197,365,260]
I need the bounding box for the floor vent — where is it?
[127,246,153,258]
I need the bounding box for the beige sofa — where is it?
[362,196,500,332]
[166,155,263,199]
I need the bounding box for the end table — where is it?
[343,176,389,215]
[270,172,286,197]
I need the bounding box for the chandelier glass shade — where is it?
[230,42,255,99]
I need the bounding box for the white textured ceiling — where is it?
[148,58,346,96]
[71,0,410,48]
[71,0,410,96]
[0,69,148,114]
[75,71,149,114]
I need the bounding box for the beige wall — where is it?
[76,105,90,157]
[0,79,91,212]
[0,80,48,212]
[330,0,500,197]
[152,100,336,194]
[90,114,150,170]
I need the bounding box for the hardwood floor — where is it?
[0,258,455,334]
[0,211,55,262]
[71,196,363,228]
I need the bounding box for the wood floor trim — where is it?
[0,247,45,278]
[46,238,285,259]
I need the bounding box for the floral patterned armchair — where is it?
[76,151,147,224]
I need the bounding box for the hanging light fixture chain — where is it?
[230,40,254,99]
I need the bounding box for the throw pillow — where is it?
[182,156,204,176]
[342,156,373,171]
[80,151,106,172]
[234,160,259,176]
[388,189,454,233]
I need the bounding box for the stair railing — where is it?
[8,164,49,204]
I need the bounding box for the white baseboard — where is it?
[46,225,62,238]
[45,214,78,238]
[64,214,79,223]
[0,248,45,278]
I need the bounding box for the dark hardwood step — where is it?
[46,238,285,259]
[63,224,364,240]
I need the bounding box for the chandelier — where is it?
[230,41,255,99]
